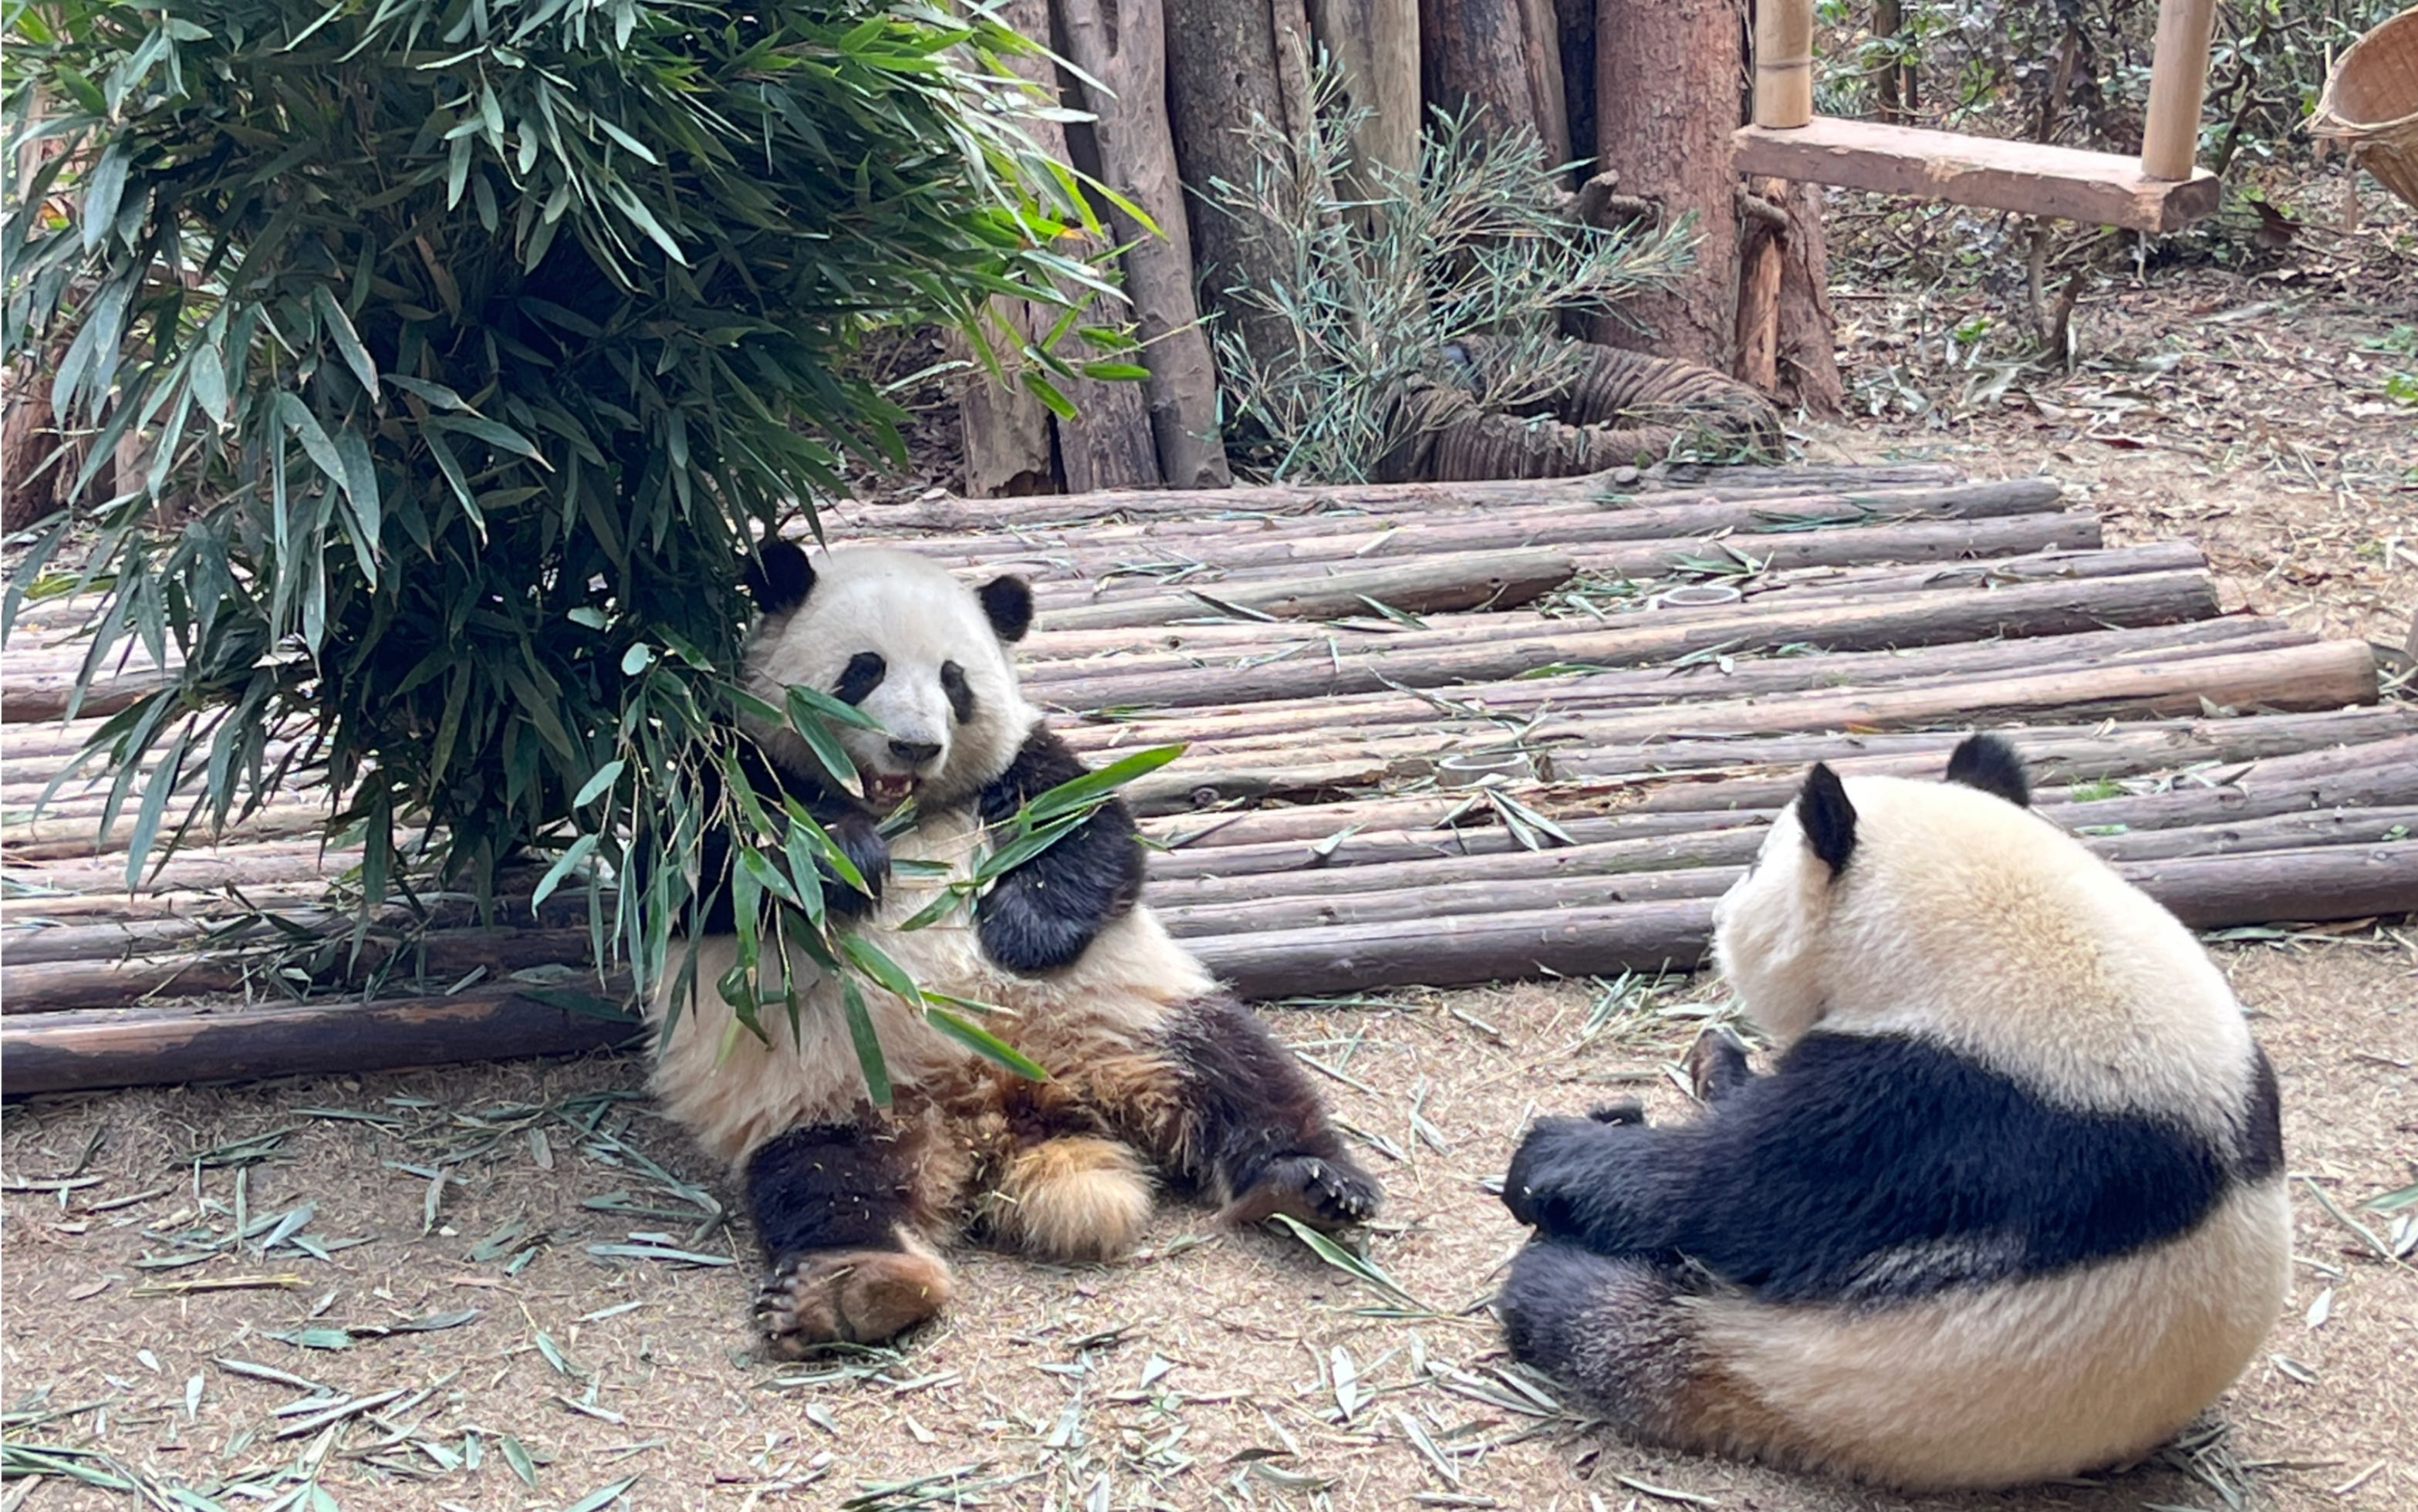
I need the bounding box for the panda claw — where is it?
[753,1247,954,1357]
[1224,1151,1383,1232]
[1685,1026,1755,1105]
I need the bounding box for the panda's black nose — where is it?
[888,737,942,768]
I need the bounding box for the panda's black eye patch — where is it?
[941,661,975,724]
[834,652,886,705]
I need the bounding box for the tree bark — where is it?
[958,0,1160,494]
[1305,0,1422,205]
[1052,0,1233,488]
[1162,0,1312,381]
[1592,0,1741,369]
[1419,0,1566,165]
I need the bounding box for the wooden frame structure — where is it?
[1734,0,2223,233]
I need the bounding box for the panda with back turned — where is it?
[648,542,1380,1355]
[1495,734,2290,1490]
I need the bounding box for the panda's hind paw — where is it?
[755,1246,953,1357]
[1221,1152,1383,1233]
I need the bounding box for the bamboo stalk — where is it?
[2139,0,2219,180]
[1751,0,1815,129]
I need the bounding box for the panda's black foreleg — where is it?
[743,1121,954,1355]
[974,727,1144,975]
[1501,1114,1692,1257]
[1127,994,1381,1230]
[1686,1024,1758,1105]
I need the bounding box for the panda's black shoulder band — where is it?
[974,725,1144,974]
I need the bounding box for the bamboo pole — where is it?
[1752,0,1815,129]
[2139,0,2219,181]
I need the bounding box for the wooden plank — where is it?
[1733,116,2220,232]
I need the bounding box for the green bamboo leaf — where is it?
[532,833,599,910]
[923,1004,1047,1082]
[1021,744,1184,825]
[81,138,130,252]
[838,934,918,1004]
[786,683,883,732]
[782,692,859,789]
[894,886,966,933]
[739,847,802,910]
[840,980,892,1108]
[312,285,378,395]
[778,822,828,925]
[122,726,192,891]
[272,393,346,489]
[574,759,624,807]
[970,812,1086,885]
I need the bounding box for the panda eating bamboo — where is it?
[647,542,1380,1355]
[1496,734,2291,1490]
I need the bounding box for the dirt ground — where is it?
[7,184,2416,1510]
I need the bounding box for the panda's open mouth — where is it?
[862,773,917,811]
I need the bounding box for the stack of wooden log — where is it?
[5,460,2412,1093]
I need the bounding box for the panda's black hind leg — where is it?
[743,1121,957,1355]
[1118,993,1381,1230]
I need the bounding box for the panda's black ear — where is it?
[1944,733,2030,808]
[978,575,1033,643]
[744,538,814,616]
[1798,762,1856,876]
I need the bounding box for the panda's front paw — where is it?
[1221,1151,1383,1232]
[755,1246,952,1356]
[1685,1025,1754,1105]
[819,813,892,920]
[1501,1115,1609,1230]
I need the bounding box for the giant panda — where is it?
[647,542,1380,1356]
[1494,734,2290,1490]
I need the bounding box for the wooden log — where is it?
[1732,117,2220,235]
[1526,640,2379,753]
[2140,0,2219,181]
[853,460,1968,528]
[0,988,643,1097]
[1052,0,1232,488]
[1148,806,1775,882]
[1022,547,2212,694]
[1156,808,2418,934]
[1751,0,1814,129]
[2,667,171,724]
[1037,548,1579,629]
[1183,842,2418,997]
[1061,618,2313,752]
[897,477,2075,574]
[1,928,602,1016]
[1026,569,2222,709]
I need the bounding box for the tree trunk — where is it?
[1419,0,1567,167]
[1052,0,1233,488]
[1592,0,1741,370]
[1305,0,1422,204]
[1163,0,1312,382]
[958,0,1160,494]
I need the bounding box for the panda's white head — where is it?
[1710,733,2253,1119]
[739,541,1037,811]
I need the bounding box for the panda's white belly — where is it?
[645,808,1214,1167]
[1694,1180,2293,1487]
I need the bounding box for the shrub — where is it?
[3,0,1116,1044]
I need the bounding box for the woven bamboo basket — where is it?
[2315,8,2418,211]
